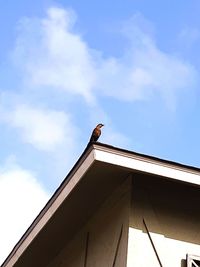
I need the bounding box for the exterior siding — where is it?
[127,174,200,267]
[47,177,131,267]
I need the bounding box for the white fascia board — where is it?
[2,149,95,267]
[94,147,200,186]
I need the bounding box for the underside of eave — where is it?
[93,144,200,187]
[2,142,200,267]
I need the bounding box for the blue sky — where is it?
[1,0,200,263]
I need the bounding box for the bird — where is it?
[89,123,104,142]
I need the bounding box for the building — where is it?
[2,143,200,267]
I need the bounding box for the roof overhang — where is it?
[94,143,200,186]
[2,143,200,267]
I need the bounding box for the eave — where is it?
[2,142,200,267]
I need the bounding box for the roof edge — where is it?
[94,142,200,174]
[1,143,95,267]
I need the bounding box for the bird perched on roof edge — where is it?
[89,123,104,143]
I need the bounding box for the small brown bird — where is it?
[89,123,104,142]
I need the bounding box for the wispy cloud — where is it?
[5,104,76,151]
[98,14,197,110]
[6,6,198,179]
[13,7,97,103]
[13,9,197,110]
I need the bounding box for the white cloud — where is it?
[0,161,49,264]
[6,105,76,151]
[98,14,197,109]
[13,9,197,109]
[14,7,97,103]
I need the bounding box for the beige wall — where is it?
[127,174,200,267]
[40,173,200,267]
[47,177,131,267]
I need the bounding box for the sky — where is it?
[1,0,200,264]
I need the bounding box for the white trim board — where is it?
[94,146,200,186]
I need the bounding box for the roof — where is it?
[2,142,200,267]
